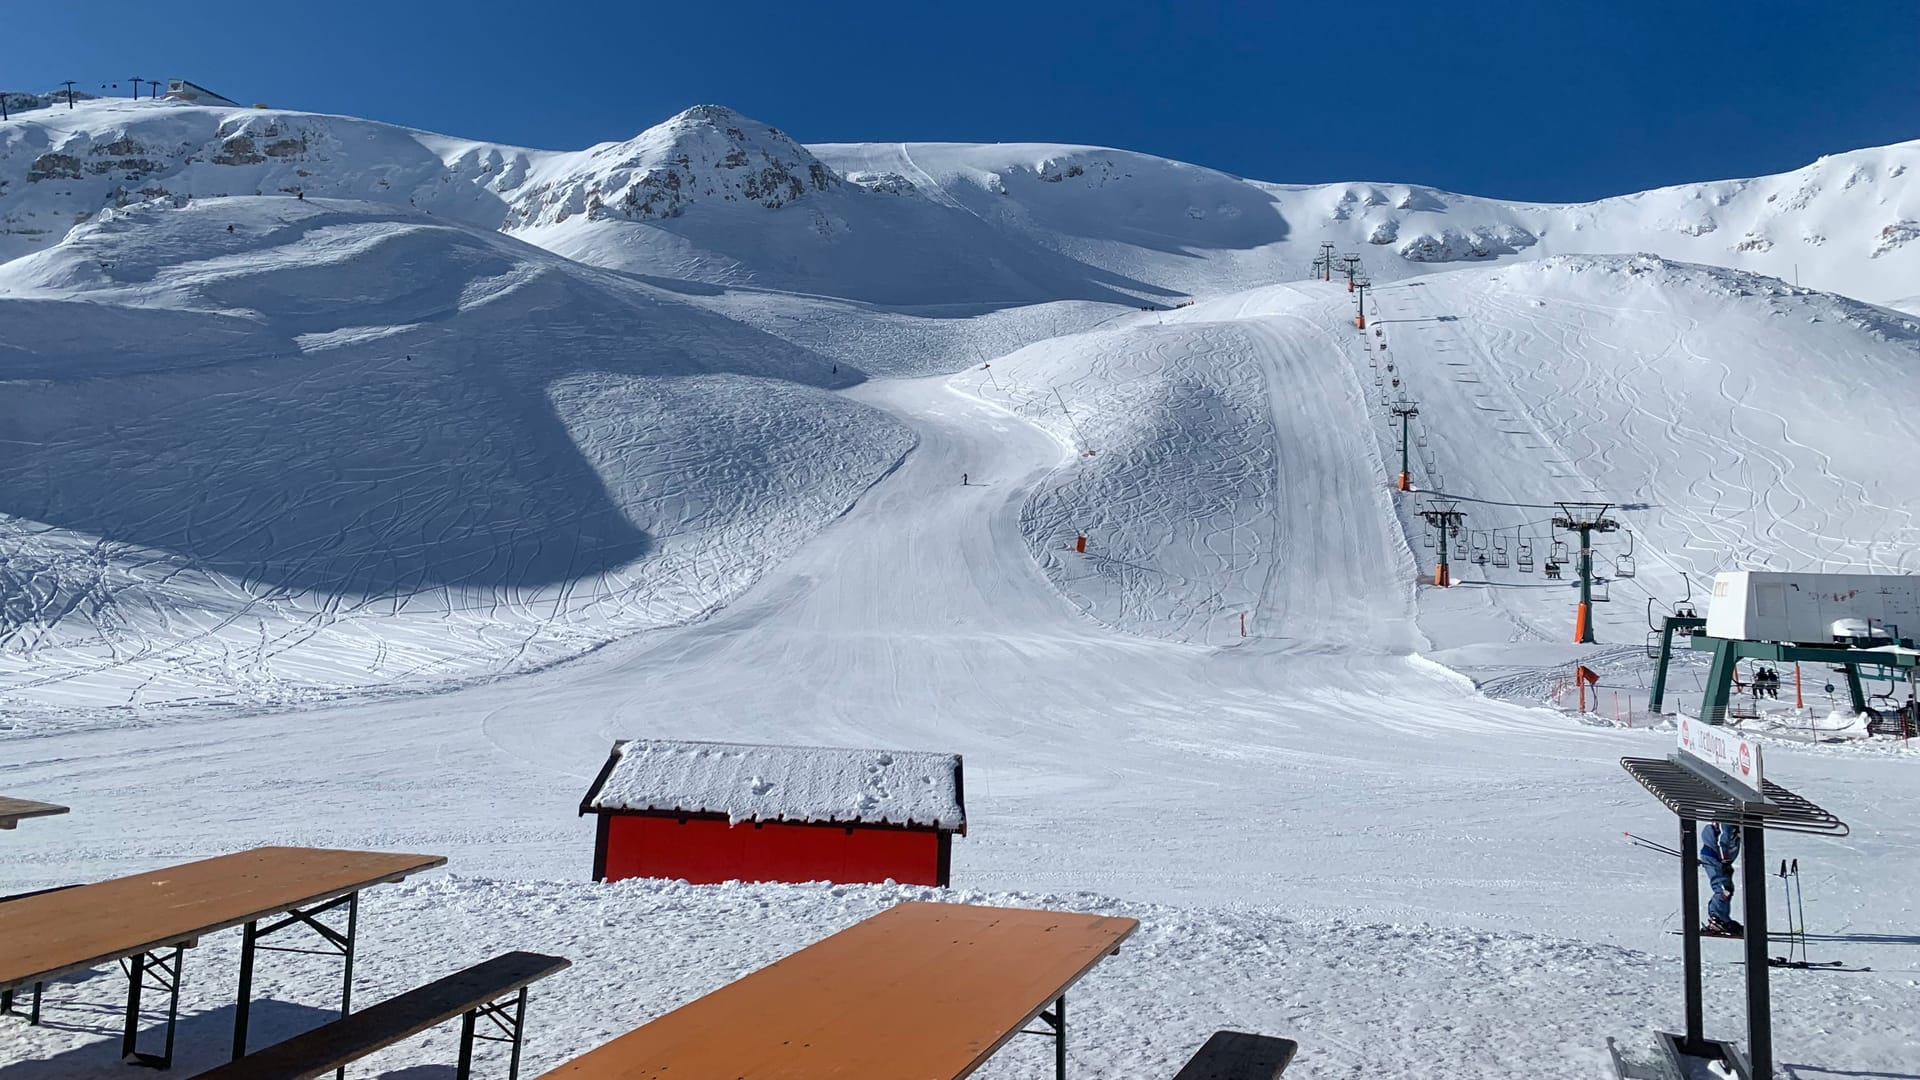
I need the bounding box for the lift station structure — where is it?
[1650,571,1920,723]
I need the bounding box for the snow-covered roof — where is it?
[581,739,966,832]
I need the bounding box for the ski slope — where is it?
[5,367,1917,1078]
[4,95,1920,1079]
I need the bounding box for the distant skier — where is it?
[961,473,969,486]
[1700,821,1743,937]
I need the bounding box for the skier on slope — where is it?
[1701,821,1743,936]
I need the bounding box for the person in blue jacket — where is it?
[1700,821,1743,936]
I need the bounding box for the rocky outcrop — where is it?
[505,105,844,228]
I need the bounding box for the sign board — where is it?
[1677,717,1765,797]
[1706,571,1920,644]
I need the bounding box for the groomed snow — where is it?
[586,739,965,829]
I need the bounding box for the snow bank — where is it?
[587,739,965,829]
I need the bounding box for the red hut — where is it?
[579,739,966,887]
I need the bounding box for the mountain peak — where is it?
[506,105,840,229]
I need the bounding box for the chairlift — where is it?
[1645,630,1662,660]
[1422,529,1434,549]
[1544,560,1563,580]
[1517,538,1534,573]
[1491,546,1508,568]
[1391,377,1401,388]
[1550,539,1569,564]
[1615,531,1637,578]
[1415,431,1428,448]
[1592,578,1611,602]
[1470,534,1489,565]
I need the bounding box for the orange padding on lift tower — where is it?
[1075,536,1086,554]
[1433,563,1450,587]
[1397,472,1411,492]
[1574,603,1591,644]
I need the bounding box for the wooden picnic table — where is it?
[539,900,1138,1080]
[0,796,69,829]
[0,845,445,1068]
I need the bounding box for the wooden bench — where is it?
[190,951,569,1080]
[538,900,1137,1080]
[1173,1030,1299,1079]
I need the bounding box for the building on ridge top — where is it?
[579,738,967,887]
[165,80,240,107]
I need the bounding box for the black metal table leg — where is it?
[233,920,258,1059]
[122,947,184,1069]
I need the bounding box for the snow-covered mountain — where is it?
[5,97,1919,305]
[3,94,1920,714]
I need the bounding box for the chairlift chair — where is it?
[1550,539,1569,564]
[1491,547,1508,568]
[1645,630,1661,659]
[1615,531,1636,578]
[1517,539,1535,573]
[1592,578,1611,602]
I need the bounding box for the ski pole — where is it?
[1791,859,1809,965]
[1777,860,1798,964]
[1623,831,1683,858]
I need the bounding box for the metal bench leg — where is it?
[508,986,528,1080]
[121,947,184,1069]
[458,1009,477,1080]
[459,984,532,1080]
[0,984,31,1024]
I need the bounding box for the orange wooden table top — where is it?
[0,845,445,989]
[540,900,1138,1080]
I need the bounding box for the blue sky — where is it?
[6,0,1915,202]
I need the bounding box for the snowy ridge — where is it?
[587,739,965,829]
[0,195,912,717]
[6,98,1920,306]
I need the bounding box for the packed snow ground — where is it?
[5,96,1920,1079]
[5,377,1918,1077]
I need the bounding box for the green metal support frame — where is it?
[1684,635,1918,726]
[1648,616,1707,715]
